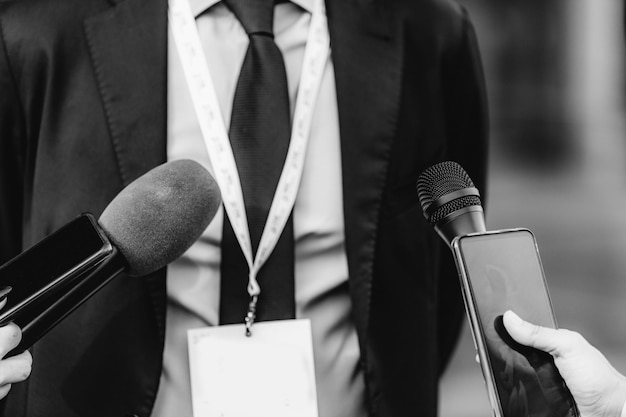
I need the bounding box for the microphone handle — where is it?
[10,248,126,356]
[435,206,486,246]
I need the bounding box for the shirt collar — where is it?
[189,0,314,19]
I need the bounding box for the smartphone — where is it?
[0,213,113,327]
[451,228,579,417]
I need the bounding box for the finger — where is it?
[0,323,22,359]
[0,383,11,400]
[0,351,32,385]
[502,310,563,355]
[0,286,12,308]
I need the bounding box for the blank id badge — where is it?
[188,319,319,417]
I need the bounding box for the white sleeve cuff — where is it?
[621,399,626,417]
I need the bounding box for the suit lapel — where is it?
[83,0,168,186]
[79,0,402,347]
[83,0,169,341]
[326,0,403,340]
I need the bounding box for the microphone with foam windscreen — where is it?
[416,160,486,246]
[0,159,221,353]
[98,158,221,276]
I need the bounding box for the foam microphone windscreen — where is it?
[99,159,221,276]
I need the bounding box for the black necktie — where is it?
[219,0,296,325]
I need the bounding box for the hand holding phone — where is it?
[0,295,33,399]
[452,229,579,417]
[416,161,579,416]
[504,311,626,417]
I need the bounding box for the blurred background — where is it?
[438,1,626,416]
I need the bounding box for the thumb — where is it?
[503,310,563,356]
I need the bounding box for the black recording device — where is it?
[0,214,118,350]
[0,159,221,354]
[417,161,579,417]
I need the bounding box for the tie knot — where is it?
[225,0,275,37]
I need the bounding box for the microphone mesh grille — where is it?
[416,161,481,225]
[429,195,482,224]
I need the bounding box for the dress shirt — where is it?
[152,1,366,416]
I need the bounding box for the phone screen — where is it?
[0,214,112,323]
[456,230,578,417]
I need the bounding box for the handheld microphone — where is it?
[98,158,221,276]
[417,161,581,417]
[416,160,486,246]
[0,159,221,352]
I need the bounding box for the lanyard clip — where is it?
[244,294,258,337]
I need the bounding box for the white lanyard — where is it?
[169,0,330,330]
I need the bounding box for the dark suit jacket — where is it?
[0,0,488,415]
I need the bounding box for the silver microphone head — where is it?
[416,161,486,246]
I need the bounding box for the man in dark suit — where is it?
[0,0,488,415]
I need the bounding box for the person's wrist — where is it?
[612,374,626,417]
